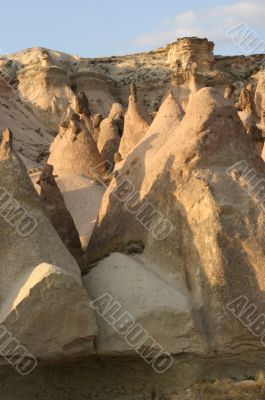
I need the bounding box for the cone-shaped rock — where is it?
[48,113,106,178]
[0,129,97,359]
[87,88,265,355]
[97,117,121,169]
[97,103,124,168]
[38,163,83,258]
[118,81,152,158]
[87,91,183,261]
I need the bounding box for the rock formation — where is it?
[37,163,83,258]
[55,174,105,251]
[118,81,152,158]
[48,112,106,178]
[97,103,124,168]
[0,128,97,360]
[236,86,263,153]
[72,91,91,115]
[255,71,265,117]
[236,86,256,113]
[167,37,215,73]
[261,94,265,129]
[97,117,121,169]
[86,90,183,261]
[17,48,75,132]
[86,88,265,355]
[3,38,265,391]
[224,86,234,100]
[83,252,206,355]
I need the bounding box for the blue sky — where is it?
[0,0,264,57]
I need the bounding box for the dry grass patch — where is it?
[189,375,265,400]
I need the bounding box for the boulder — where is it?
[118,81,152,158]
[86,88,265,354]
[83,253,207,355]
[0,129,97,360]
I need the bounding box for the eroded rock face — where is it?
[0,129,97,360]
[87,88,265,354]
[38,163,83,259]
[97,117,121,168]
[167,37,215,73]
[83,253,207,355]
[87,91,183,261]
[224,86,234,100]
[118,81,152,158]
[17,49,75,132]
[55,174,105,251]
[72,91,91,115]
[255,71,265,117]
[73,70,117,116]
[236,87,256,114]
[97,103,124,168]
[237,87,263,153]
[48,113,106,178]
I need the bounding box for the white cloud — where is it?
[133,0,265,54]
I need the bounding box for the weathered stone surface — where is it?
[118,81,152,158]
[48,113,106,178]
[97,103,124,168]
[87,91,183,261]
[0,129,97,360]
[255,71,265,117]
[86,88,265,354]
[55,174,105,251]
[83,252,207,355]
[17,48,75,132]
[97,117,121,168]
[38,163,83,258]
[236,87,256,114]
[224,86,234,100]
[167,37,215,72]
[72,91,91,115]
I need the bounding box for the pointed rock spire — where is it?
[38,163,83,258]
[118,80,152,158]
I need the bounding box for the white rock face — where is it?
[83,253,207,355]
[56,174,105,250]
[0,79,52,166]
